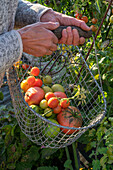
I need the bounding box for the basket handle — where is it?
[52,26,92,39]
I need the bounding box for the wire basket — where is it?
[7,38,106,148]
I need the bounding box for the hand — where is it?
[17,22,59,57]
[40,10,90,46]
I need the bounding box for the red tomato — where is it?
[33,79,43,87]
[53,104,62,114]
[91,18,98,24]
[48,97,59,109]
[22,63,29,70]
[60,98,70,109]
[45,92,55,101]
[54,92,67,99]
[57,106,82,135]
[81,16,88,23]
[24,87,45,106]
[30,67,40,76]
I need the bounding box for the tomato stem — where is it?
[72,142,79,170]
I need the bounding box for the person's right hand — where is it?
[17,22,59,57]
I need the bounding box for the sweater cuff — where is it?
[14,30,23,61]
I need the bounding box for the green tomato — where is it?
[30,104,39,113]
[43,119,60,138]
[43,75,52,84]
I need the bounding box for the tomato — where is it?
[43,108,53,117]
[60,98,70,109]
[110,15,113,24]
[48,97,59,109]
[30,67,40,76]
[20,79,31,92]
[45,92,55,101]
[81,16,88,23]
[53,104,62,114]
[91,18,98,24]
[57,106,82,134]
[54,92,67,99]
[39,99,48,109]
[33,78,43,87]
[22,63,29,70]
[43,75,52,84]
[43,119,60,138]
[75,12,79,18]
[27,76,36,86]
[24,87,45,106]
[90,25,97,32]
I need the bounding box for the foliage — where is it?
[0,105,66,170]
[1,0,113,169]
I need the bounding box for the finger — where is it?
[42,21,60,30]
[58,29,67,44]
[74,19,90,31]
[49,43,58,51]
[72,29,79,46]
[79,37,85,45]
[66,27,73,45]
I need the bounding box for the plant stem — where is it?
[53,0,58,11]
[72,142,79,170]
[65,146,73,170]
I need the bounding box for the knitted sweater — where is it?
[0,0,50,86]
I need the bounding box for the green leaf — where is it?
[6,163,16,169]
[100,154,108,167]
[95,0,101,13]
[97,147,107,155]
[41,148,58,159]
[92,160,100,170]
[16,162,32,170]
[64,159,72,169]
[0,91,4,100]
[37,166,58,170]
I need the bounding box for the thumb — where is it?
[43,22,60,30]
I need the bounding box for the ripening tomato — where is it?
[48,97,59,109]
[45,92,55,101]
[53,104,62,114]
[22,63,29,70]
[90,25,97,32]
[33,78,43,87]
[54,92,67,99]
[57,106,82,134]
[81,16,88,23]
[91,18,98,24]
[60,98,70,109]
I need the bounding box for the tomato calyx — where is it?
[63,107,81,119]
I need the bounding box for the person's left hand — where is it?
[40,10,90,46]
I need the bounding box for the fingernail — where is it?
[55,22,59,26]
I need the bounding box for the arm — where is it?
[0,30,23,74]
[15,0,52,28]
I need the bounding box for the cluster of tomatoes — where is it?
[75,11,98,32]
[20,64,83,136]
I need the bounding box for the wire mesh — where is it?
[7,43,106,149]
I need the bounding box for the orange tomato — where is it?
[27,76,36,86]
[90,25,97,32]
[48,97,59,109]
[60,98,70,109]
[20,79,31,92]
[30,67,40,76]
[53,104,62,114]
[91,18,98,24]
[33,78,43,87]
[81,16,88,23]
[45,92,55,101]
